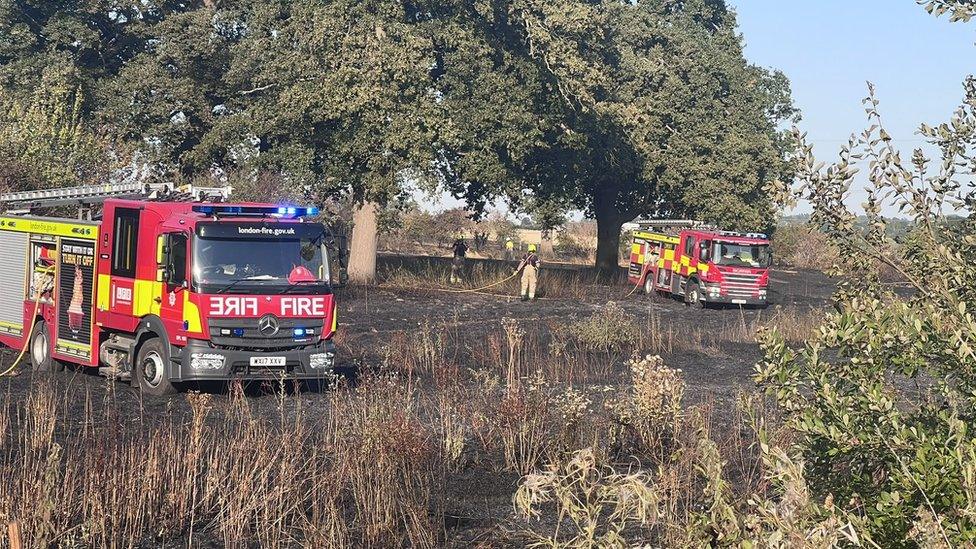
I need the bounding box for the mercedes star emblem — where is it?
[258,314,280,336]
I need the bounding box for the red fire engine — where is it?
[628,220,771,307]
[0,183,340,395]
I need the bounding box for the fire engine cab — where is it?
[0,183,341,395]
[628,220,771,308]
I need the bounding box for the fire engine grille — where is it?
[722,272,762,298]
[208,318,322,351]
[230,361,297,377]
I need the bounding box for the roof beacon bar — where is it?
[191,205,320,218]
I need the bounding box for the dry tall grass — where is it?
[0,374,442,548]
[0,295,825,547]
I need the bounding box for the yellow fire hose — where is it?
[383,267,524,297]
[0,267,53,378]
[625,276,645,298]
[436,270,521,294]
[398,264,645,299]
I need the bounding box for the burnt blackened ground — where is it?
[340,261,833,400]
[0,260,835,547]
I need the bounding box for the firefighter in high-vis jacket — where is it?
[516,244,540,301]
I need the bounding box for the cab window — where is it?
[111,208,140,278]
[684,236,695,257]
[700,240,712,262]
[168,233,188,286]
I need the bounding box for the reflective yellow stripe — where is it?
[633,231,680,245]
[132,279,162,317]
[0,217,98,240]
[0,321,24,336]
[97,274,111,311]
[183,291,202,333]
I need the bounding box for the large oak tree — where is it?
[1,0,795,274]
[488,0,798,271]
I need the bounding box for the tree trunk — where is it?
[595,207,624,274]
[348,202,379,283]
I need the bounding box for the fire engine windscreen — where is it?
[192,224,330,292]
[711,241,771,268]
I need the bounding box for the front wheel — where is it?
[135,337,177,396]
[685,281,705,309]
[30,321,64,373]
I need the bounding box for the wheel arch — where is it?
[130,315,174,375]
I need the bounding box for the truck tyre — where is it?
[135,337,177,396]
[644,275,654,295]
[30,320,64,373]
[686,281,705,309]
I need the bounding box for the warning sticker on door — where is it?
[56,239,95,360]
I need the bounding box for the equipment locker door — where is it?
[103,206,142,318]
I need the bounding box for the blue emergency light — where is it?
[192,205,320,218]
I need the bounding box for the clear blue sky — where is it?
[731,0,975,214]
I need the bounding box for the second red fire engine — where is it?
[628,221,772,308]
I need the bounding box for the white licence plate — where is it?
[250,356,286,367]
[732,299,747,304]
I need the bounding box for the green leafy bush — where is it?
[549,302,639,364]
[758,70,976,544]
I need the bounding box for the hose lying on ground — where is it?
[380,268,543,298]
[435,270,521,294]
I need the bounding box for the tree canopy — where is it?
[0,0,795,271]
[496,0,797,269]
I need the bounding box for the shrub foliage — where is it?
[758,71,976,546]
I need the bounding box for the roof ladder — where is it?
[1,183,233,215]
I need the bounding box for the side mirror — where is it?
[155,235,170,282]
[156,235,166,264]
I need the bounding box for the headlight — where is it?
[190,353,225,370]
[310,351,335,370]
